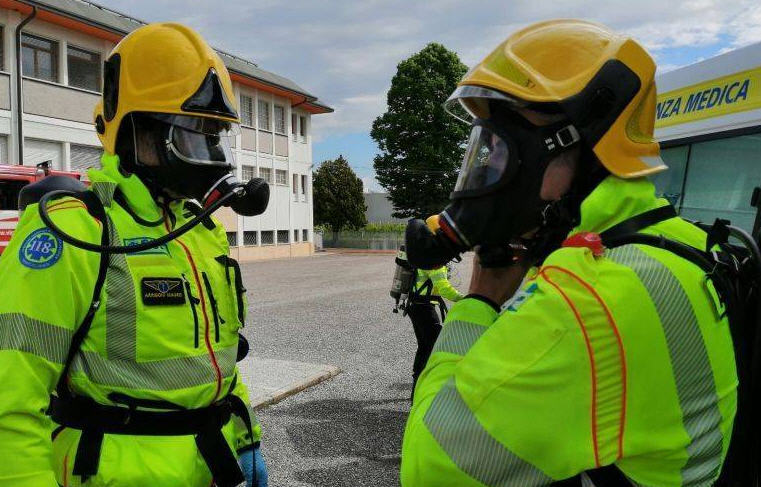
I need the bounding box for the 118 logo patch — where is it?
[19,228,63,269]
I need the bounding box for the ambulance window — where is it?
[653,145,689,207]
[0,180,27,211]
[681,132,761,232]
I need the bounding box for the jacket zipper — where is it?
[165,220,223,401]
[183,274,200,348]
[202,271,223,343]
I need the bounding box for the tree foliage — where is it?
[371,43,469,219]
[313,155,367,241]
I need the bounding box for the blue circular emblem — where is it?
[19,228,63,269]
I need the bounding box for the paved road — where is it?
[239,252,471,487]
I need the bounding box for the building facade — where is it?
[363,192,406,224]
[0,0,332,261]
[654,41,761,235]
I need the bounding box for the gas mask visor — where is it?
[165,115,236,167]
[137,112,238,168]
[452,120,519,197]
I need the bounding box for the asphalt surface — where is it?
[239,252,472,487]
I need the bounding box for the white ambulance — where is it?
[654,41,761,235]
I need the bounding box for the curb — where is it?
[252,365,341,410]
[322,248,397,255]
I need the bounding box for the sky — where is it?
[95,0,761,191]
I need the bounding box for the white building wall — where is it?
[228,81,315,254]
[0,10,115,168]
[0,6,319,260]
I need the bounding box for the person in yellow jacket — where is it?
[0,24,268,487]
[407,259,464,398]
[401,20,738,486]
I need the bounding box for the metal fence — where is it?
[317,230,404,250]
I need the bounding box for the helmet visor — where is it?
[454,123,515,193]
[444,85,528,124]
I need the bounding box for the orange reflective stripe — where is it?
[62,452,69,487]
[539,265,628,465]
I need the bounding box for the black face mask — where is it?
[119,113,234,202]
[405,110,582,270]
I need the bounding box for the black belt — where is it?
[49,394,255,487]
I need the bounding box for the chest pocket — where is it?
[123,256,198,359]
[214,255,247,328]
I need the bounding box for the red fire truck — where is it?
[0,163,84,256]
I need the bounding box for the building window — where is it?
[0,135,8,164]
[258,100,271,131]
[292,173,298,200]
[261,230,274,245]
[300,174,307,197]
[22,33,59,82]
[275,169,287,185]
[70,144,102,171]
[259,167,272,184]
[226,232,238,247]
[67,45,100,91]
[299,116,307,140]
[0,26,5,71]
[277,230,290,244]
[293,229,299,242]
[24,138,62,169]
[241,164,256,181]
[302,229,308,242]
[274,105,286,134]
[243,231,257,246]
[240,95,254,127]
[291,113,297,138]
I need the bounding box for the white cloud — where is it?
[728,4,761,48]
[311,91,387,142]
[96,0,761,143]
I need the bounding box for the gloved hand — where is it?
[238,445,268,487]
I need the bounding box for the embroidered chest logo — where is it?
[141,277,186,305]
[19,228,63,269]
[124,237,169,256]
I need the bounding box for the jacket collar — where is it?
[88,153,165,222]
[570,175,669,236]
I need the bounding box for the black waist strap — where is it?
[50,394,250,487]
[50,394,232,435]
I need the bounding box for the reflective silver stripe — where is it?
[90,181,117,207]
[424,377,553,486]
[105,221,137,361]
[72,345,237,390]
[432,320,486,356]
[608,245,724,486]
[0,313,72,363]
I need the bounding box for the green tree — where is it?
[371,43,469,219]
[313,155,367,244]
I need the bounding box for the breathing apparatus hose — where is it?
[38,186,242,254]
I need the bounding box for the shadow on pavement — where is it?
[270,397,410,486]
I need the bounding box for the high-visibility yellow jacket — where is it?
[413,266,464,302]
[401,176,738,487]
[0,154,260,487]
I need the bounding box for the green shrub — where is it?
[364,222,405,233]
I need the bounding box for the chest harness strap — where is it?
[45,191,256,487]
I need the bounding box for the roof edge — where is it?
[9,0,333,112]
